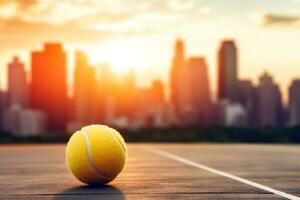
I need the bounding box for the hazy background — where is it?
[1,0,300,143]
[1,0,300,101]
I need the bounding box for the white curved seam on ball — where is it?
[110,128,127,155]
[109,128,127,155]
[81,128,112,179]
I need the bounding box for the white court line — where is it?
[144,146,300,200]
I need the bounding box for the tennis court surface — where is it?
[0,144,299,199]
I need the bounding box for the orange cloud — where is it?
[0,0,207,52]
[262,13,300,27]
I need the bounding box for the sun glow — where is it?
[86,41,144,73]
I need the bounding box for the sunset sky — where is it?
[1,0,300,101]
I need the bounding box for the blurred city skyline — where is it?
[1,0,300,102]
[2,38,300,136]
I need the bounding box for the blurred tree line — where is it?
[1,126,300,143]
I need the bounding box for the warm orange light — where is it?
[87,41,144,73]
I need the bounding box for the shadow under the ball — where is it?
[52,185,125,200]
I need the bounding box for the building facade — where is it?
[186,57,212,125]
[170,38,189,120]
[73,51,96,125]
[7,56,28,108]
[218,40,239,102]
[288,79,300,126]
[30,43,67,132]
[255,72,283,127]
[238,80,256,127]
[3,105,47,136]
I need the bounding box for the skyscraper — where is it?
[170,38,188,119]
[7,56,28,108]
[74,51,96,124]
[116,69,137,121]
[0,91,5,130]
[151,80,165,106]
[218,40,238,102]
[238,80,255,127]
[255,72,283,127]
[97,64,116,124]
[288,79,300,126]
[136,80,165,127]
[187,57,212,124]
[30,43,67,132]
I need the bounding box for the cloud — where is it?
[0,0,199,24]
[262,13,300,27]
[0,18,137,51]
[198,6,212,14]
[0,0,38,9]
[0,0,194,31]
[0,0,133,25]
[166,0,196,12]
[290,0,300,3]
[0,0,198,44]
[0,0,210,50]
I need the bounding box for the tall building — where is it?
[288,79,300,126]
[170,38,189,119]
[255,72,283,127]
[73,51,96,124]
[30,43,67,132]
[3,105,20,135]
[116,69,137,121]
[238,80,255,127]
[0,91,7,130]
[96,64,116,125]
[218,40,238,102]
[7,56,28,108]
[151,80,165,107]
[19,109,47,136]
[186,57,212,124]
[136,80,166,128]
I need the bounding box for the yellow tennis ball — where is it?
[66,124,127,185]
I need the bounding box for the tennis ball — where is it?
[66,124,127,185]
